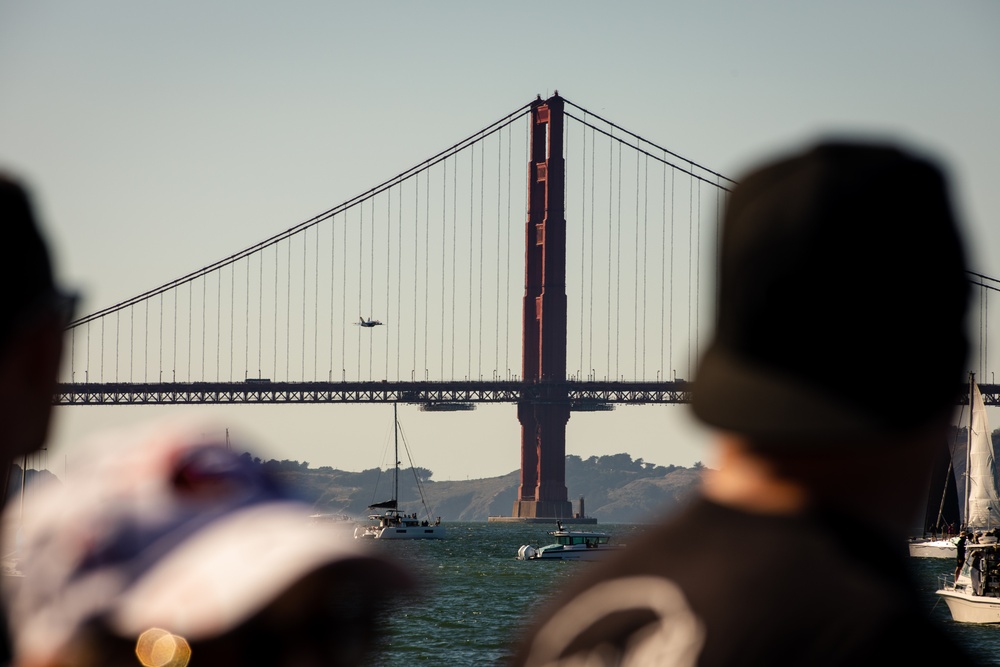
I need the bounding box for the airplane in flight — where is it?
[356,317,383,328]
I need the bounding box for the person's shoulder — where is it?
[511,573,705,667]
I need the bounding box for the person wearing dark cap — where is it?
[0,174,74,665]
[510,141,982,666]
[0,174,73,472]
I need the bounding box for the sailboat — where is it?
[909,374,999,557]
[936,375,1000,622]
[353,404,445,540]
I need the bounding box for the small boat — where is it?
[354,404,445,540]
[516,521,624,561]
[937,540,1000,623]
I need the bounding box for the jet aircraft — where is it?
[356,317,383,328]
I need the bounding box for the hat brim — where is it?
[691,345,890,444]
[109,503,414,639]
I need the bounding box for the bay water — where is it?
[367,523,999,665]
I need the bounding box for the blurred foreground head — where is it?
[692,141,969,444]
[0,174,73,463]
[3,419,415,667]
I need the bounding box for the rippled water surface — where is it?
[367,522,647,665]
[368,523,1000,665]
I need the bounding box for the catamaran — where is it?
[354,404,445,540]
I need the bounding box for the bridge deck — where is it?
[54,381,998,407]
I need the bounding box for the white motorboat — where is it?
[354,404,445,540]
[517,522,624,561]
[937,540,1000,623]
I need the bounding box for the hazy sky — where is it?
[2,1,998,482]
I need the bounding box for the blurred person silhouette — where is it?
[511,141,983,666]
[2,418,416,667]
[0,173,75,665]
[0,174,72,484]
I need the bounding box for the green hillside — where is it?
[263,453,704,523]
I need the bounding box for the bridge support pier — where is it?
[511,93,575,521]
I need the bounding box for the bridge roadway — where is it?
[54,381,999,408]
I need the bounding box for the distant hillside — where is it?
[262,452,705,523]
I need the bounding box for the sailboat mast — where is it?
[394,402,399,510]
[965,372,975,530]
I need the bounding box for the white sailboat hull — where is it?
[907,539,957,558]
[356,524,446,540]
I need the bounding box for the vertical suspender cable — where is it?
[505,123,512,378]
[313,227,319,381]
[412,177,420,380]
[229,263,234,381]
[302,229,308,381]
[633,145,640,380]
[327,216,343,382]
[273,245,279,379]
[286,239,292,380]
[478,139,484,380]
[615,141,622,380]
[585,123,597,380]
[687,168,694,377]
[495,127,502,376]
[451,152,458,379]
[341,210,347,380]
[385,191,392,380]
[441,160,448,378]
[425,170,430,379]
[660,163,666,378]
[257,253,263,377]
[201,277,206,380]
[115,312,119,382]
[370,200,376,380]
[579,118,586,380]
[642,153,648,380]
[695,180,702,365]
[468,146,474,380]
[187,282,192,381]
[396,185,402,380]
[669,168,675,379]
[173,288,178,381]
[358,205,364,380]
[216,270,221,381]
[244,258,249,380]
[606,130,613,380]
[159,294,163,382]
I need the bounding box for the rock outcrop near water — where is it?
[264,453,704,523]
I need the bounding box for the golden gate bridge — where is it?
[54,94,1000,518]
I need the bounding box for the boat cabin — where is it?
[553,533,611,548]
[959,541,1000,598]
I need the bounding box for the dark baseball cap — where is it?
[0,173,60,336]
[692,141,969,443]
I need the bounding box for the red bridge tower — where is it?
[512,94,574,519]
